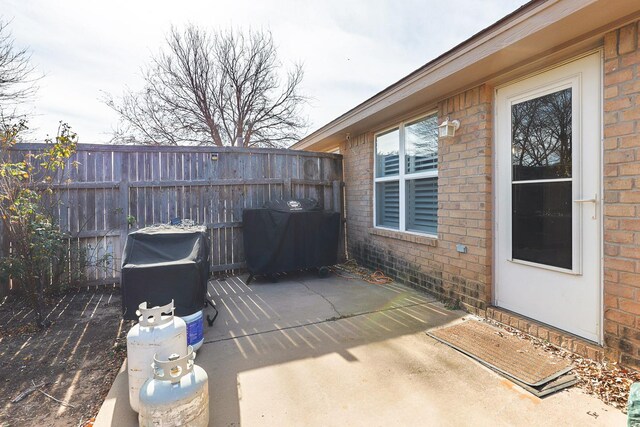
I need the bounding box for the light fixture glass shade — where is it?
[438,118,460,138]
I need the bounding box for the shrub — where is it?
[0,121,77,327]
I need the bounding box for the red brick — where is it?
[620,299,640,315]
[606,69,634,86]
[604,194,621,206]
[538,328,549,341]
[604,111,619,125]
[605,58,620,74]
[548,331,562,346]
[605,165,619,177]
[621,80,640,95]
[620,247,640,260]
[605,121,634,137]
[605,282,635,300]
[622,107,640,121]
[605,150,634,164]
[606,179,634,191]
[604,346,621,362]
[619,23,638,54]
[620,135,640,148]
[605,205,635,217]
[621,51,640,67]
[604,138,618,150]
[605,242,619,256]
[604,97,632,112]
[605,85,619,99]
[620,219,640,232]
[605,309,636,326]
[608,258,637,273]
[587,346,603,362]
[619,163,640,176]
[604,31,618,59]
[605,231,635,244]
[605,267,620,283]
[605,320,619,335]
[621,272,640,286]
[605,294,619,309]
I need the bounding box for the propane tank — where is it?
[138,346,209,427]
[126,300,187,413]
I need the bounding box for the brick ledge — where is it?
[368,227,438,246]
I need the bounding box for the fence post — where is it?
[333,180,346,262]
[118,162,130,271]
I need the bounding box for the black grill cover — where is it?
[263,198,320,212]
[243,199,340,275]
[121,226,209,320]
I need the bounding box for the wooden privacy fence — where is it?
[1,144,344,288]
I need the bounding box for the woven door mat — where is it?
[428,320,572,387]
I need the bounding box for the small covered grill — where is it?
[242,198,341,283]
[120,225,210,320]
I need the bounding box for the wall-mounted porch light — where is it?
[438,117,460,138]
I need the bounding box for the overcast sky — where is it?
[3,0,527,144]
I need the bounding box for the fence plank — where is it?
[0,218,7,297]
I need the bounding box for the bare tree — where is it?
[0,19,37,122]
[511,88,572,179]
[105,26,307,147]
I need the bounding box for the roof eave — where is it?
[293,0,639,152]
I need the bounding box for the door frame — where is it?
[492,49,604,344]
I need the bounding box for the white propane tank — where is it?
[126,300,187,413]
[138,346,209,427]
[180,310,204,352]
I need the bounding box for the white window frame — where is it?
[373,111,439,238]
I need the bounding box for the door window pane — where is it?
[512,181,572,269]
[406,177,438,234]
[375,129,400,177]
[405,114,438,174]
[376,181,399,229]
[512,88,572,181]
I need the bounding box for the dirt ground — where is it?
[0,288,128,427]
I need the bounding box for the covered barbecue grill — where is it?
[242,198,341,282]
[120,225,210,320]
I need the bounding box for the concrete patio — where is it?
[95,273,624,426]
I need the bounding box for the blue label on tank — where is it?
[186,313,203,346]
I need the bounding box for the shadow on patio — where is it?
[96,272,461,425]
[95,273,623,426]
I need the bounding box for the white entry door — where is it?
[495,52,602,343]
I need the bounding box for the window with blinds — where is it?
[406,177,438,234]
[374,112,439,236]
[375,181,400,228]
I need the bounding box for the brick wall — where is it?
[603,21,640,367]
[340,21,640,367]
[341,85,493,310]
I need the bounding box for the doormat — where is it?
[428,320,575,395]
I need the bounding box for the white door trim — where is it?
[492,50,604,344]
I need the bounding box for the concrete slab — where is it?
[95,273,625,426]
[206,274,437,342]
